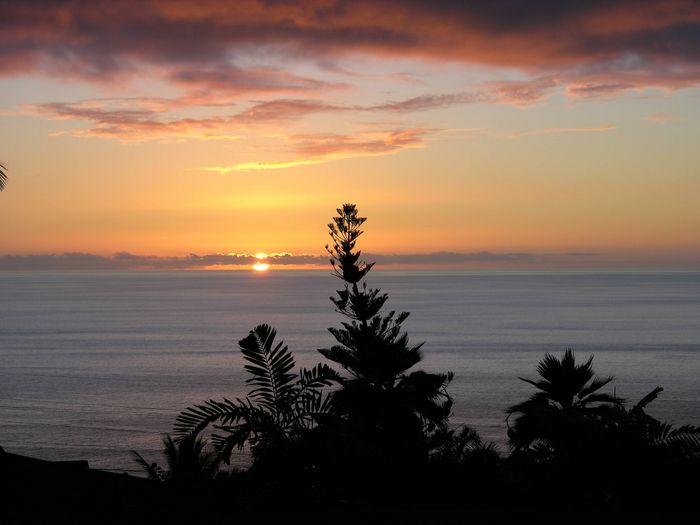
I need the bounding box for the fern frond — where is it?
[173,397,246,439]
[240,324,296,415]
[131,450,166,482]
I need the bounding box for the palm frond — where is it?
[0,163,6,191]
[240,324,296,415]
[578,375,615,401]
[652,426,700,461]
[173,397,246,439]
[298,363,342,390]
[131,450,166,482]
[580,392,622,406]
[632,386,664,413]
[211,424,255,464]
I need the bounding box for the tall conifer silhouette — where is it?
[319,204,453,471]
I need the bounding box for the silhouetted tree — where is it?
[0,162,7,191]
[429,425,499,467]
[595,386,700,504]
[318,204,453,480]
[132,432,219,484]
[173,324,339,472]
[506,349,622,458]
[611,386,700,461]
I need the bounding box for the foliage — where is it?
[0,162,7,191]
[173,324,339,468]
[133,203,698,510]
[429,425,499,467]
[605,386,700,463]
[132,432,219,484]
[506,348,622,456]
[319,204,454,469]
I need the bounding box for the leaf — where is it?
[131,450,166,482]
[173,398,246,439]
[633,386,664,413]
[239,324,297,415]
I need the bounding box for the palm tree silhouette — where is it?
[0,162,7,191]
[132,432,219,483]
[506,349,622,455]
[610,386,700,462]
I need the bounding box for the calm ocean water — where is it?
[1,270,699,473]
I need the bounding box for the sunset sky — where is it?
[1,1,699,269]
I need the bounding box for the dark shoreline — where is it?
[3,447,697,525]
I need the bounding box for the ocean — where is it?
[1,270,699,473]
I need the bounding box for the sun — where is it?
[252,252,270,271]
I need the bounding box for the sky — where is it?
[1,0,699,270]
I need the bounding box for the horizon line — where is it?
[1,249,699,271]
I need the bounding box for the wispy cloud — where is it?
[644,112,680,124]
[203,158,325,173]
[203,128,436,172]
[25,76,563,144]
[25,98,343,142]
[507,125,617,139]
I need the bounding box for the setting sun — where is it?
[252,252,270,271]
[252,261,270,272]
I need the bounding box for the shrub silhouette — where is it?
[506,348,622,458]
[506,349,700,506]
[132,432,219,484]
[172,324,339,475]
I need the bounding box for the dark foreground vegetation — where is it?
[2,205,699,524]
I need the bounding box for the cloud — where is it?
[25,75,562,143]
[204,128,435,171]
[25,97,347,142]
[2,1,700,93]
[168,65,348,97]
[3,249,698,270]
[363,77,559,113]
[28,100,242,142]
[507,124,617,139]
[644,112,680,124]
[204,158,325,173]
[234,99,345,124]
[0,252,320,270]
[367,252,533,265]
[0,250,534,270]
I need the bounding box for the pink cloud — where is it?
[25,76,563,143]
[1,1,700,92]
[507,125,617,139]
[644,112,679,124]
[204,128,437,172]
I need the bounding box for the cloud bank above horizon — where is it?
[2,249,698,271]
